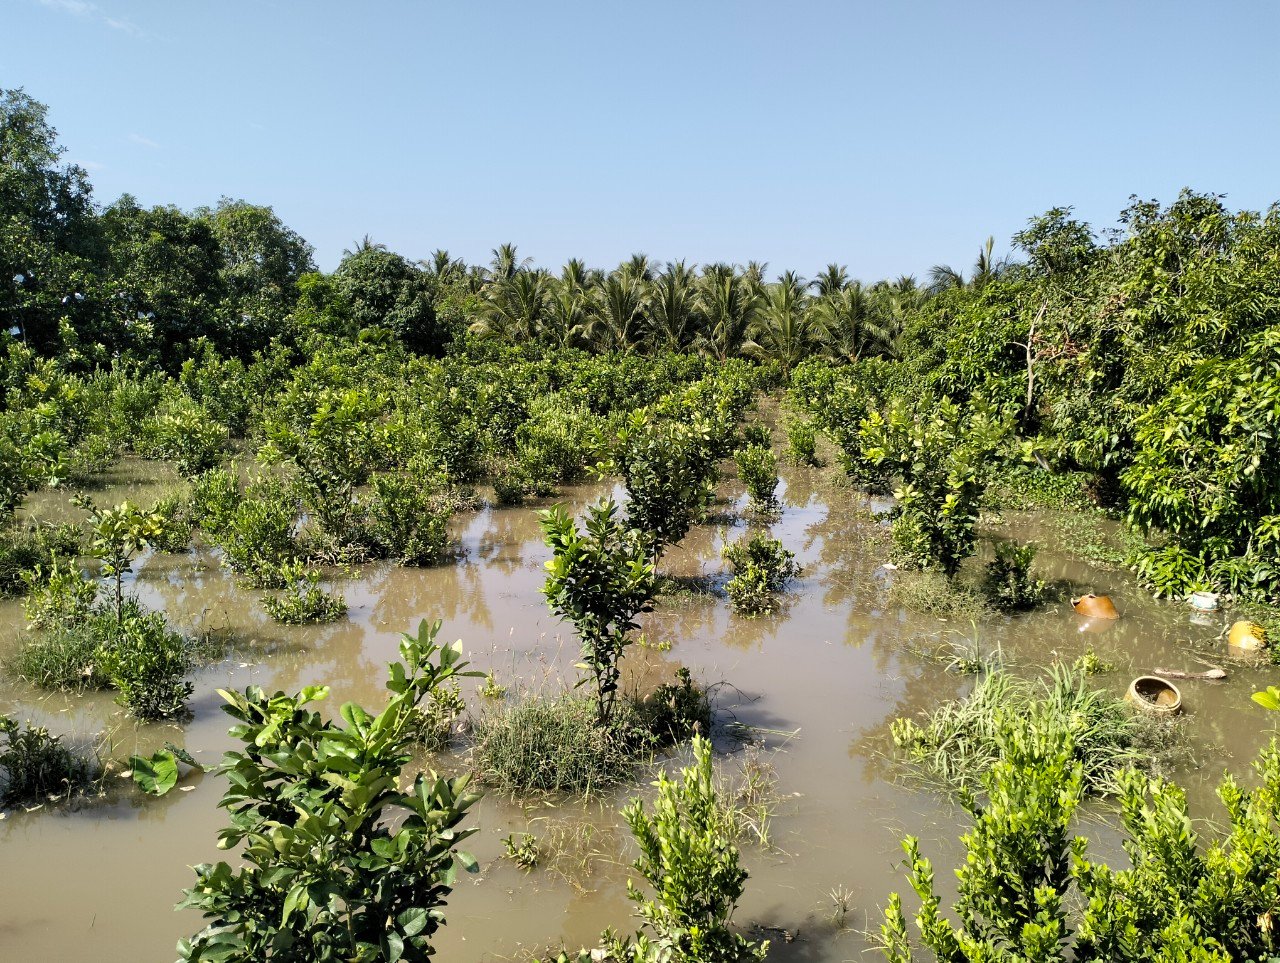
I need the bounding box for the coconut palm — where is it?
[745,271,814,372]
[647,260,700,352]
[487,243,533,283]
[813,281,898,360]
[588,273,647,353]
[929,237,1006,293]
[543,279,590,349]
[695,268,758,362]
[470,268,551,341]
[813,263,850,297]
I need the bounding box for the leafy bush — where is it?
[0,520,80,596]
[613,736,768,962]
[472,694,638,795]
[177,620,482,962]
[21,557,97,629]
[260,561,347,625]
[94,607,194,720]
[734,443,779,512]
[723,533,801,616]
[364,470,452,566]
[139,398,229,477]
[983,541,1048,611]
[0,716,98,806]
[603,410,721,558]
[213,474,301,587]
[147,493,195,553]
[541,498,656,727]
[189,467,240,536]
[883,716,1280,962]
[863,397,1010,575]
[75,495,169,623]
[785,419,818,466]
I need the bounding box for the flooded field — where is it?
[0,459,1273,962]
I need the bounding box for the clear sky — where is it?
[9,0,1280,277]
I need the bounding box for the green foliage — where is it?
[472,694,638,795]
[177,620,482,963]
[140,397,228,478]
[540,498,656,727]
[614,736,769,962]
[74,495,169,623]
[502,833,541,871]
[130,743,205,797]
[364,469,452,565]
[0,519,79,596]
[734,443,779,512]
[212,474,301,588]
[21,556,96,628]
[0,716,98,806]
[984,542,1048,611]
[883,721,1280,962]
[260,561,347,625]
[723,533,801,617]
[189,467,240,536]
[603,410,722,558]
[862,397,1011,575]
[93,605,193,720]
[785,418,818,466]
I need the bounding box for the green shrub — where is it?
[177,620,482,962]
[883,716,1280,962]
[491,464,527,506]
[472,694,637,795]
[260,561,347,625]
[189,467,240,536]
[0,716,99,806]
[603,410,721,558]
[734,443,779,512]
[94,607,194,720]
[739,423,771,450]
[147,493,195,553]
[365,470,452,566]
[723,533,801,616]
[140,399,228,478]
[785,419,818,466]
[541,498,657,727]
[983,541,1048,611]
[21,557,97,629]
[612,736,768,962]
[214,475,301,588]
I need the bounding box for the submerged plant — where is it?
[983,541,1048,611]
[785,419,819,466]
[633,667,712,747]
[723,533,801,616]
[734,443,780,513]
[0,716,98,806]
[260,561,347,625]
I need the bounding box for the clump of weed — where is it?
[891,666,1148,795]
[1073,647,1115,675]
[479,671,508,700]
[986,465,1097,512]
[502,832,541,871]
[22,558,97,629]
[983,541,1048,611]
[632,668,711,747]
[411,683,466,753]
[471,694,639,795]
[887,568,988,621]
[260,561,347,625]
[0,716,99,806]
[723,533,801,616]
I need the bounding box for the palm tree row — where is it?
[454,245,925,365]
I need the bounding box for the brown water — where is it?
[0,459,1274,962]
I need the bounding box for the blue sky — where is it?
[9,1,1280,277]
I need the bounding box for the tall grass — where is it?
[891,665,1151,794]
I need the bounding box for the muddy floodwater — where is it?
[1,459,1275,962]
